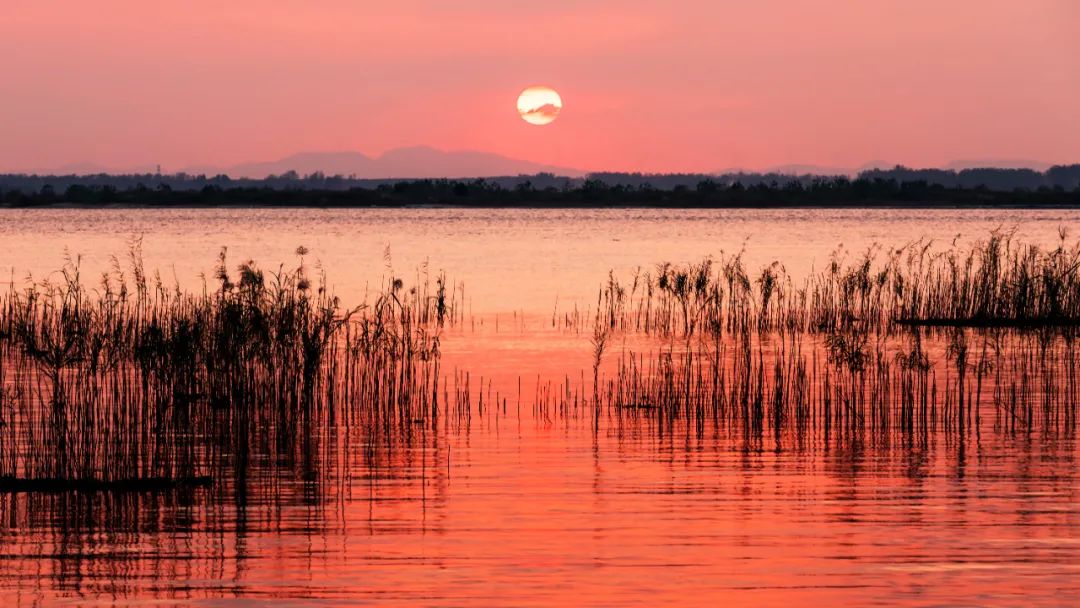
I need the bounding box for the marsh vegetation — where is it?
[558,229,1080,443]
[0,243,457,492]
[0,229,1077,495]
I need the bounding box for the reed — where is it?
[0,245,452,491]
[592,229,1080,338]
[576,231,1079,447]
[2,230,1077,492]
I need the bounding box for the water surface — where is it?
[1,207,1078,605]
[2,207,1077,312]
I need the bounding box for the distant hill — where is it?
[14,151,1062,183]
[856,165,1080,190]
[25,162,158,175]
[723,161,895,178]
[764,164,852,176]
[186,146,585,179]
[742,160,1051,177]
[944,159,1052,172]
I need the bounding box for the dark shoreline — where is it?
[3,177,1079,209]
[4,204,1080,210]
[3,200,1080,210]
[4,202,1080,210]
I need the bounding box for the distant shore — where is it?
[2,179,1080,209]
[4,202,1080,210]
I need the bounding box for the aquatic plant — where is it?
[0,246,452,491]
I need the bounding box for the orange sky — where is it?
[1,0,1077,173]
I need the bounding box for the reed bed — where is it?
[0,245,453,490]
[554,230,1080,442]
[585,326,1078,442]
[1,230,1077,494]
[592,228,1080,337]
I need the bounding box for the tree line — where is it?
[3,164,1080,195]
[1,174,1079,208]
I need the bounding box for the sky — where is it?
[1,0,1078,173]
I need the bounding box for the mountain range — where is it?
[19,147,1057,179]
[721,159,1052,177]
[183,146,584,179]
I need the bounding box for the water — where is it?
[1,207,1079,605]
[1,207,1077,312]
[3,424,1078,605]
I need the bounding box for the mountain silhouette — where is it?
[14,153,1059,181]
[187,146,584,179]
[764,164,852,176]
[944,158,1051,171]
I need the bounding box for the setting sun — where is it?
[516,86,562,126]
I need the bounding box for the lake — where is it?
[1,207,1078,605]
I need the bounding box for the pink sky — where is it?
[1,0,1077,173]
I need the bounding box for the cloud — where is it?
[522,103,561,120]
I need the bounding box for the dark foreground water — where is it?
[2,420,1079,606]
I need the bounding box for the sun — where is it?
[517,86,562,126]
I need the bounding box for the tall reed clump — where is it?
[582,230,1080,445]
[590,229,1080,339]
[0,245,452,490]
